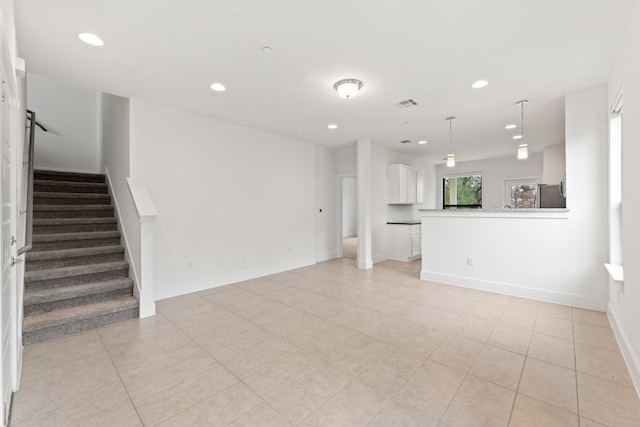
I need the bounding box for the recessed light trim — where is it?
[505,124,517,130]
[471,80,488,89]
[327,124,338,130]
[77,32,104,47]
[418,140,428,145]
[261,46,273,54]
[512,135,523,140]
[210,83,226,92]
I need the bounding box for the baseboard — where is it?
[104,168,142,303]
[358,259,373,269]
[372,253,387,264]
[420,271,606,311]
[316,251,337,263]
[156,256,317,301]
[607,303,640,397]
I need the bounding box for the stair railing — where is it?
[17,110,45,255]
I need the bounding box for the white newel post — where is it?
[126,177,157,318]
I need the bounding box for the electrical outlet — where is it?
[187,261,193,270]
[288,246,292,253]
[466,257,475,267]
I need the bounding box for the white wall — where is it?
[422,84,609,312]
[542,144,566,184]
[128,99,316,300]
[435,153,543,210]
[27,74,100,173]
[99,93,142,293]
[342,176,357,237]
[607,1,640,394]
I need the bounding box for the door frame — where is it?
[336,173,356,259]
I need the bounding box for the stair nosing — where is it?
[26,245,125,261]
[32,230,120,243]
[33,218,117,225]
[34,192,111,199]
[33,204,113,211]
[25,260,129,282]
[24,278,134,306]
[23,296,138,332]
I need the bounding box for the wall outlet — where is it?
[288,246,292,253]
[466,256,475,267]
[187,261,193,270]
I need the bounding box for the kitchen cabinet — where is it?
[388,223,422,261]
[387,164,424,204]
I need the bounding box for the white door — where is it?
[0,38,17,426]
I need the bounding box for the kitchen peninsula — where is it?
[415,208,608,310]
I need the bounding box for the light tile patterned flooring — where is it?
[12,259,640,426]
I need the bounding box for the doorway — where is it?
[337,174,357,260]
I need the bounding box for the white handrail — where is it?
[126,177,157,317]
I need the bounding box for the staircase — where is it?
[23,170,139,345]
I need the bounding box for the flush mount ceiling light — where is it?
[327,124,338,130]
[77,32,104,47]
[333,79,363,99]
[471,80,488,89]
[516,100,529,160]
[505,124,517,130]
[446,116,456,167]
[418,140,428,145]
[210,82,226,92]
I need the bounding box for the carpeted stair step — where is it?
[24,278,134,316]
[34,170,105,184]
[34,179,108,194]
[33,218,118,234]
[23,296,139,345]
[25,260,129,291]
[33,204,114,219]
[26,245,125,271]
[31,230,121,251]
[33,191,112,205]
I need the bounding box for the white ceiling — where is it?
[15,0,637,163]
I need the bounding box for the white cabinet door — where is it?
[407,168,417,204]
[411,230,421,257]
[388,164,409,204]
[416,171,424,204]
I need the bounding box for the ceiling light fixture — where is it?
[210,83,226,92]
[418,140,428,145]
[512,135,522,140]
[472,80,488,89]
[328,124,338,130]
[516,100,529,160]
[505,124,517,130]
[446,116,456,167]
[77,32,104,47]
[333,79,363,99]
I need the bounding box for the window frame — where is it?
[504,177,542,209]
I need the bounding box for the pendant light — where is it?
[446,116,456,167]
[516,100,528,160]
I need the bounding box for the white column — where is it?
[357,138,373,269]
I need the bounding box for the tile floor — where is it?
[11,259,640,426]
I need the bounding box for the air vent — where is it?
[395,99,418,108]
[400,140,411,144]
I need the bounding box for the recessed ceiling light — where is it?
[418,140,428,145]
[77,33,104,47]
[210,83,226,92]
[505,124,517,129]
[512,135,523,140]
[328,124,338,130]
[471,80,488,89]
[261,46,273,54]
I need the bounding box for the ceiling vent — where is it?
[395,99,418,108]
[400,140,411,144]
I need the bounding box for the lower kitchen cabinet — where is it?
[388,223,422,262]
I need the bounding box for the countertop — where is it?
[387,220,421,225]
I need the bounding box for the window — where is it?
[505,179,541,209]
[443,175,482,209]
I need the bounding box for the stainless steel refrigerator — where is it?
[536,184,566,208]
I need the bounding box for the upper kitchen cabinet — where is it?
[388,164,424,204]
